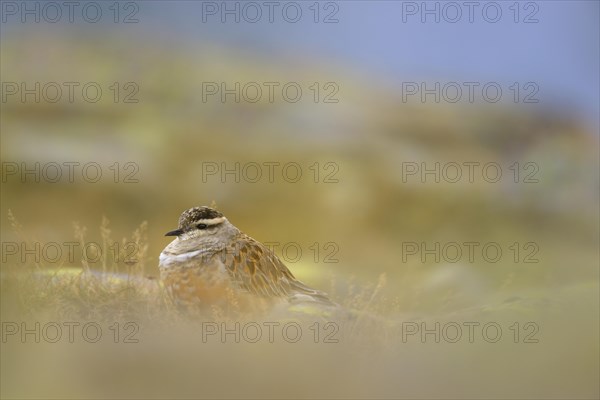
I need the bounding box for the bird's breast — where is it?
[158,249,208,268]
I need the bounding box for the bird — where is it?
[159,206,335,315]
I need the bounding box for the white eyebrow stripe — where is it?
[196,217,226,225]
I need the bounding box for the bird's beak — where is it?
[164,228,184,237]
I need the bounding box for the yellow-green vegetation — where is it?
[2,211,598,399]
[1,30,598,399]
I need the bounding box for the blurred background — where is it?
[1,1,598,399]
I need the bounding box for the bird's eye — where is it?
[196,223,208,229]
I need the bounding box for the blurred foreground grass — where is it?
[1,30,599,399]
[1,214,598,399]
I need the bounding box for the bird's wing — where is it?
[218,235,333,305]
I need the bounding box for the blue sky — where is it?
[149,0,599,126]
[2,1,598,127]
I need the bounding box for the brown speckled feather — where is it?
[160,206,335,310]
[220,234,333,304]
